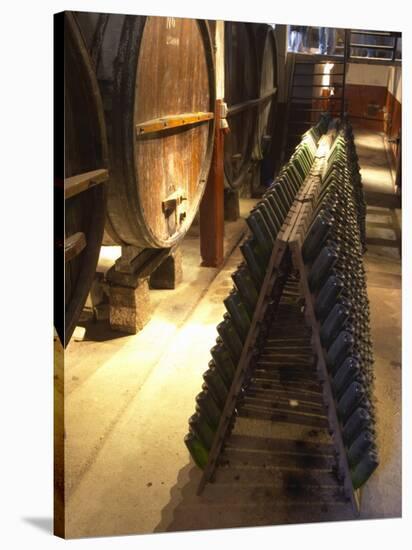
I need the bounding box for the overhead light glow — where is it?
[322,62,335,95]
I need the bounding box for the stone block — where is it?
[150,248,183,289]
[109,278,151,334]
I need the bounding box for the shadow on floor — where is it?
[22,517,53,534]
[154,458,356,534]
[365,191,401,210]
[78,319,130,343]
[365,204,402,259]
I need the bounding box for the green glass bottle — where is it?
[351,450,379,489]
[211,341,236,383]
[188,412,215,451]
[195,390,221,430]
[224,289,251,341]
[240,238,265,286]
[184,431,209,470]
[262,192,284,229]
[246,210,273,260]
[217,315,243,362]
[347,430,375,468]
[254,203,277,240]
[203,363,229,407]
[232,265,258,314]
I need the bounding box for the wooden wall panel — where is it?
[385,90,401,163]
[345,84,387,132]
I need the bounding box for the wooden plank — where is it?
[242,395,324,415]
[226,434,335,455]
[135,111,214,135]
[64,169,108,200]
[65,232,86,262]
[246,386,323,404]
[238,405,329,428]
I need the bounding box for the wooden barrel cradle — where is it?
[224,21,259,189]
[74,13,216,249]
[64,12,109,347]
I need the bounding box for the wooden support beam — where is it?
[227,87,277,117]
[199,99,224,267]
[64,168,108,199]
[135,111,214,135]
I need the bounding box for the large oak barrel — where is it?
[254,24,278,160]
[64,12,108,347]
[253,24,279,184]
[74,13,216,248]
[224,21,259,189]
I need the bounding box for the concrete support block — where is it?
[108,278,151,334]
[224,188,240,221]
[150,248,183,289]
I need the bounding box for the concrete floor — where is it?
[354,129,402,519]
[64,131,401,538]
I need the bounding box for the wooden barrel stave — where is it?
[256,25,278,159]
[254,24,279,184]
[224,21,259,189]
[64,12,108,346]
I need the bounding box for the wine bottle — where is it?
[308,245,339,291]
[188,412,215,450]
[351,450,378,489]
[232,265,258,314]
[184,432,209,470]
[315,275,345,322]
[327,330,355,373]
[337,381,366,423]
[347,430,376,468]
[224,290,251,341]
[217,314,243,362]
[211,341,236,383]
[195,389,221,430]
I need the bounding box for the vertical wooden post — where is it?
[200,21,225,268]
[199,102,225,268]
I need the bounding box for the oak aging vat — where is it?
[224,22,278,189]
[75,12,216,248]
[64,12,109,346]
[224,21,259,189]
[254,24,278,161]
[253,24,279,186]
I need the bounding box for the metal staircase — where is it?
[282,54,346,162]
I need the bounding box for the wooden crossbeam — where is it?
[135,111,214,135]
[227,87,277,117]
[64,169,108,200]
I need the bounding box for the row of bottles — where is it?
[302,120,378,490]
[185,118,331,469]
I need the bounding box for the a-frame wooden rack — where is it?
[197,133,360,516]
